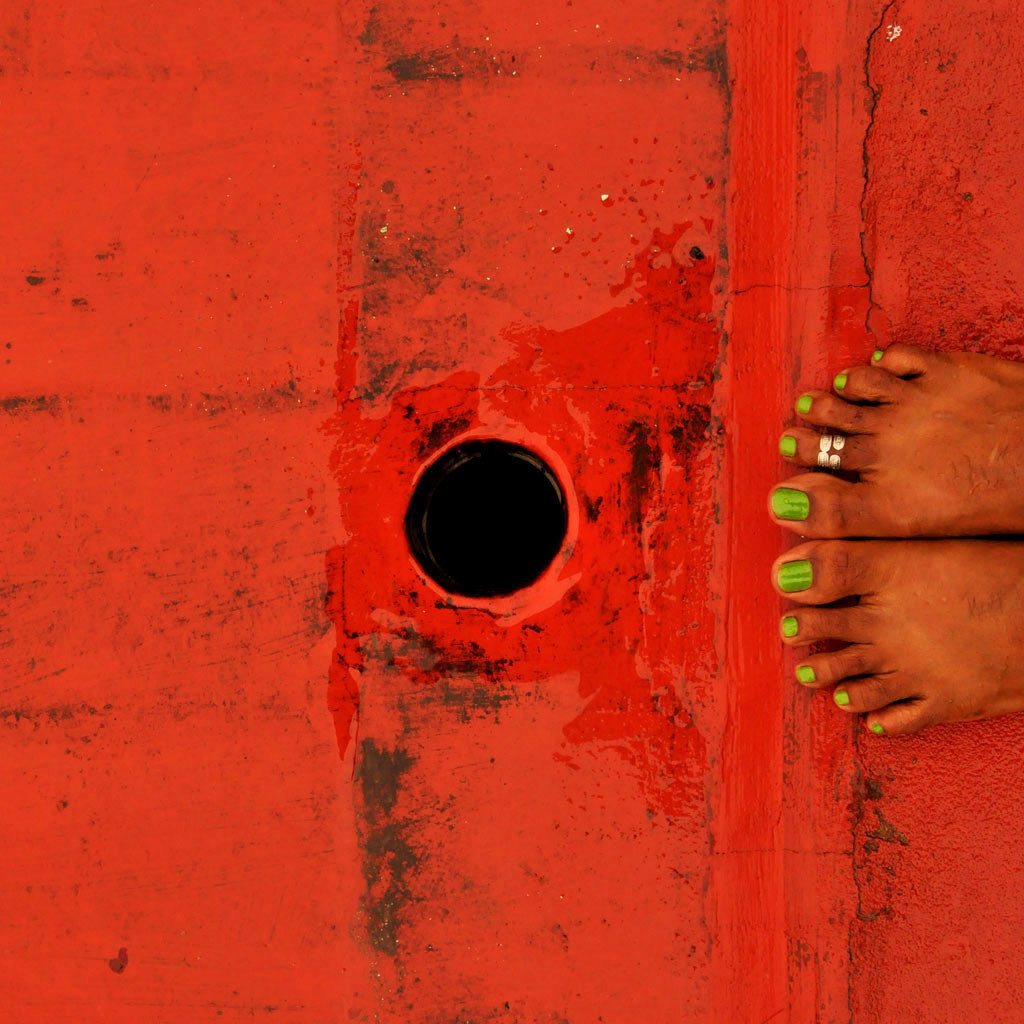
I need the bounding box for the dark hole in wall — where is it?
[405,440,568,598]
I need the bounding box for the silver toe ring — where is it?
[817,433,846,470]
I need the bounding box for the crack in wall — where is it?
[859,0,899,343]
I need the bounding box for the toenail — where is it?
[834,372,848,391]
[796,395,813,414]
[781,615,798,638]
[771,488,809,521]
[871,349,884,363]
[778,559,813,592]
[796,665,816,684]
[834,689,850,707]
[870,721,885,735]
[779,434,797,457]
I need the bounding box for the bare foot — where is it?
[772,538,1024,736]
[769,344,1024,537]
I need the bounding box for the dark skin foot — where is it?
[772,539,1024,736]
[768,344,1024,537]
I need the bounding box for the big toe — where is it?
[768,474,892,538]
[771,539,885,604]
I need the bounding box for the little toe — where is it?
[794,391,879,435]
[768,474,881,538]
[778,428,874,472]
[772,539,878,604]
[873,342,942,380]
[833,364,907,404]
[792,644,881,689]
[864,697,936,737]
[780,606,874,645]
[832,673,909,714]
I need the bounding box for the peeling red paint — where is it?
[327,0,728,1012]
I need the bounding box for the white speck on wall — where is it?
[886,24,902,42]
[600,193,609,201]
[379,225,388,233]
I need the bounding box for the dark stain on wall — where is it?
[1,394,61,415]
[669,403,713,479]
[623,419,662,530]
[356,739,419,956]
[415,412,474,457]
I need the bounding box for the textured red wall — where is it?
[2,0,1023,1021]
[850,0,1024,1017]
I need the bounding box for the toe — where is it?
[833,364,906,404]
[794,391,879,435]
[771,539,879,603]
[873,342,941,379]
[832,672,910,714]
[780,606,874,645]
[768,474,880,538]
[792,644,881,689]
[864,697,936,737]
[778,427,874,472]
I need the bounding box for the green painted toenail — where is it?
[870,721,885,735]
[796,665,816,684]
[796,395,813,414]
[778,559,813,592]
[771,488,809,521]
[834,689,850,707]
[871,349,884,363]
[779,434,797,457]
[782,616,799,638]
[834,372,848,391]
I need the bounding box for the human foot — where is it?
[769,344,1024,537]
[772,538,1024,736]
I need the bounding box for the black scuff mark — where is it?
[415,412,473,457]
[669,404,713,480]
[384,46,517,82]
[581,494,604,522]
[357,5,382,46]
[1,394,61,415]
[622,419,661,531]
[356,739,419,957]
[360,629,517,722]
[432,678,516,724]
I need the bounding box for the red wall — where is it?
[2,0,1023,1021]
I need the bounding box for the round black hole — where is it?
[405,440,569,598]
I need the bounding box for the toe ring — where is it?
[817,432,846,470]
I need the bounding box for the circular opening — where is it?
[405,439,569,598]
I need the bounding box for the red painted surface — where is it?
[3,1,1024,1022]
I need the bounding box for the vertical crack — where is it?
[859,0,899,342]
